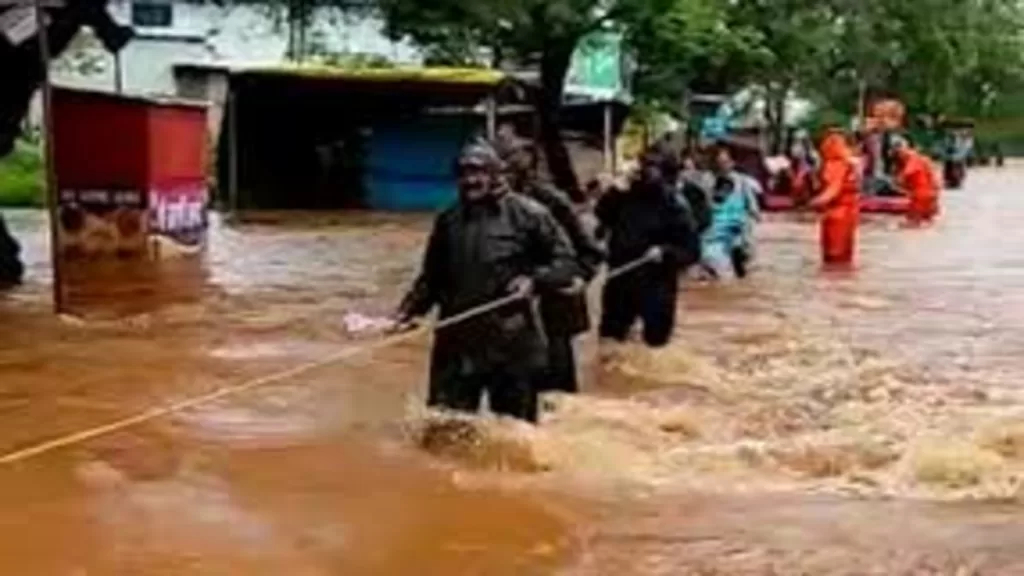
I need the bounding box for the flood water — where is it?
[3,167,1024,574]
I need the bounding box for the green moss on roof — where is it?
[237,64,506,86]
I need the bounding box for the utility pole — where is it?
[31,0,64,313]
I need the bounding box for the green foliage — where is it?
[628,0,763,103]
[807,0,1024,120]
[374,0,610,65]
[364,0,643,193]
[225,0,1024,148]
[0,139,44,208]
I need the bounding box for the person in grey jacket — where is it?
[396,141,579,422]
[495,134,605,394]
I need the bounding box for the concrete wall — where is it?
[173,68,228,141]
[29,1,420,125]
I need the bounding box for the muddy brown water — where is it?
[3,167,1024,574]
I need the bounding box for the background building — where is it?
[37,0,418,119]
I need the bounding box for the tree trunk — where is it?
[537,44,582,201]
[491,44,503,69]
[763,85,788,155]
[286,0,309,62]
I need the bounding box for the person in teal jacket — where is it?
[701,148,761,280]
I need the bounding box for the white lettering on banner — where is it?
[79,189,111,204]
[150,188,207,234]
[60,188,147,207]
[113,190,142,205]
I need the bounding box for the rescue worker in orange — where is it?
[890,136,939,226]
[809,130,862,266]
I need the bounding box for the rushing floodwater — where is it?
[2,167,1024,574]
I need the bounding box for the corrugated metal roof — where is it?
[233,64,506,86]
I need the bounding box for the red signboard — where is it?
[51,87,209,315]
[52,87,208,259]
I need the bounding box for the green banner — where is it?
[564,31,629,102]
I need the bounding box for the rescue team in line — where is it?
[0,128,942,422]
[393,128,943,423]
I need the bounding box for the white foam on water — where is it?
[407,321,1024,504]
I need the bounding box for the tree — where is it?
[230,0,792,190]
[370,0,662,196]
[220,0,1024,179]
[720,0,840,150]
[627,0,765,109]
[808,0,1024,122]
[213,0,372,61]
[371,0,791,194]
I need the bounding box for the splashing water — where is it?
[4,168,1024,574]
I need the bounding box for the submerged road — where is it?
[1,166,1024,574]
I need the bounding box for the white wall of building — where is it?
[49,0,422,97]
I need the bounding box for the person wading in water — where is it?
[709,146,761,278]
[596,147,701,347]
[395,141,579,423]
[0,213,24,288]
[494,132,605,394]
[810,129,862,267]
[890,136,940,227]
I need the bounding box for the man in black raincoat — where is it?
[595,148,701,347]
[396,141,579,423]
[495,134,605,394]
[0,213,24,288]
[675,152,713,237]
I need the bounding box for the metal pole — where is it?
[602,102,613,173]
[857,79,867,129]
[227,87,238,217]
[485,96,496,140]
[33,0,63,314]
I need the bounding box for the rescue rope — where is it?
[604,253,658,280]
[0,254,657,467]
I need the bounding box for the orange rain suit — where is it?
[815,134,861,265]
[896,148,940,225]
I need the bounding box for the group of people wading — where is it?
[813,129,942,264]
[0,126,945,425]
[393,126,945,424]
[395,131,747,423]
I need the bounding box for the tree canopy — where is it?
[214,0,1024,183]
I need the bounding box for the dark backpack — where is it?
[676,180,713,234]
